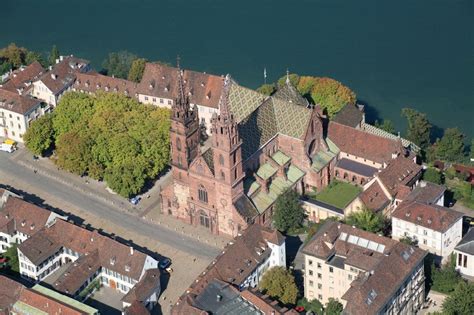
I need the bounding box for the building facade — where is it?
[302,221,426,314]
[454,228,474,279]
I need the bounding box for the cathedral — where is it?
[161,67,337,236]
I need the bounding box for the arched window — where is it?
[311,120,315,135]
[199,211,210,228]
[335,170,339,177]
[221,171,225,180]
[343,172,348,179]
[352,176,357,182]
[178,156,182,167]
[176,138,182,151]
[198,185,208,203]
[219,154,224,166]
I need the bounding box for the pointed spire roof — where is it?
[273,72,309,107]
[174,56,191,113]
[218,74,232,119]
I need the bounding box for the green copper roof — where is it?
[272,150,291,166]
[256,163,277,180]
[31,285,98,314]
[312,139,339,172]
[248,164,305,214]
[13,301,49,315]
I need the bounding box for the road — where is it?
[0,150,221,260]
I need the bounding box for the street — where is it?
[0,148,227,313]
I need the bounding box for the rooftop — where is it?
[455,228,474,255]
[0,88,41,114]
[310,180,361,209]
[333,104,364,128]
[336,158,378,178]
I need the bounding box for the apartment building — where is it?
[172,225,288,314]
[32,55,90,106]
[136,62,223,133]
[0,88,47,143]
[0,61,44,95]
[0,189,65,252]
[74,72,139,97]
[302,221,426,315]
[392,199,463,264]
[454,228,474,279]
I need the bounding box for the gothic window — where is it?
[176,138,182,151]
[221,171,225,180]
[352,176,357,182]
[178,156,182,167]
[198,185,208,203]
[311,120,315,135]
[233,152,237,165]
[199,211,210,228]
[234,169,238,180]
[219,154,224,166]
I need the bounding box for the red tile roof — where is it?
[18,288,86,315]
[137,63,224,108]
[377,154,422,198]
[0,88,41,114]
[1,61,44,93]
[122,268,161,303]
[359,181,390,212]
[0,275,23,313]
[0,196,51,236]
[392,201,464,233]
[75,72,139,97]
[328,122,401,164]
[38,56,89,94]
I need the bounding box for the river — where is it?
[2,0,473,138]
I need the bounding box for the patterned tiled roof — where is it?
[202,148,214,174]
[228,84,266,123]
[272,81,308,107]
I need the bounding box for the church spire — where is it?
[218,74,232,120]
[175,56,189,112]
[286,68,290,84]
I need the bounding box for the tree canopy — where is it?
[273,189,305,233]
[256,83,276,96]
[345,208,386,234]
[49,45,60,66]
[401,108,432,150]
[431,256,462,294]
[442,281,474,315]
[26,92,171,197]
[128,58,147,82]
[325,298,344,315]
[260,266,298,305]
[430,128,466,163]
[24,114,55,156]
[374,119,396,134]
[102,51,138,79]
[0,43,48,73]
[423,167,443,185]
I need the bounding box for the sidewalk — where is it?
[11,148,231,249]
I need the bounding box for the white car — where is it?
[0,143,15,153]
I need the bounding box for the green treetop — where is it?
[345,208,386,234]
[273,189,305,233]
[259,266,298,305]
[23,114,54,156]
[401,108,432,150]
[431,128,466,163]
[442,281,474,315]
[49,45,60,66]
[325,298,344,315]
[128,58,147,83]
[102,51,137,79]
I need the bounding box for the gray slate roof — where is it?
[455,228,474,255]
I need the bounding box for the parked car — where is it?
[0,143,15,153]
[130,196,141,205]
[159,258,171,269]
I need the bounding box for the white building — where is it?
[0,89,48,143]
[32,56,90,107]
[454,228,474,279]
[0,190,65,253]
[392,200,463,264]
[302,221,427,314]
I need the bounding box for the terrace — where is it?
[309,180,361,209]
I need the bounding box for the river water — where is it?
[2,0,473,138]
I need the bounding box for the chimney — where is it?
[49,66,52,71]
[51,73,57,80]
[216,294,222,302]
[130,246,134,255]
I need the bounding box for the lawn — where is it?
[311,180,361,209]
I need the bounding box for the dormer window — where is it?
[21,220,26,227]
[30,223,35,230]
[200,82,205,87]
[164,87,169,92]
[125,264,131,272]
[110,257,116,265]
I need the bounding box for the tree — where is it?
[25,51,45,67]
[399,234,418,246]
[325,298,343,315]
[374,119,396,134]
[49,45,60,66]
[24,114,54,156]
[260,267,298,305]
[273,189,305,233]
[423,167,443,184]
[401,108,432,150]
[0,43,27,68]
[431,255,462,294]
[442,281,474,315]
[55,132,92,176]
[431,128,466,163]
[4,244,19,273]
[102,51,137,79]
[277,73,300,87]
[256,84,276,96]
[104,157,147,198]
[128,58,147,82]
[297,297,324,314]
[309,77,356,118]
[345,209,385,234]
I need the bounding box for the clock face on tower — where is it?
[220,198,227,207]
